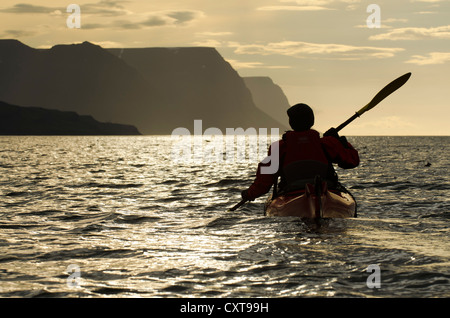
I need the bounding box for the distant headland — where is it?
[0,100,141,135]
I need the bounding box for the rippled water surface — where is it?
[0,136,449,298]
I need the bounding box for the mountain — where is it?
[108,47,289,133]
[0,40,289,134]
[243,77,291,128]
[0,40,150,130]
[0,100,141,135]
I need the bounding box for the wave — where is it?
[115,214,161,224]
[350,181,450,191]
[206,178,246,187]
[67,182,144,189]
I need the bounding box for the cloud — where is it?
[414,11,438,14]
[406,52,450,65]
[0,2,204,31]
[192,32,233,47]
[50,10,63,16]
[0,1,130,17]
[278,0,361,5]
[369,25,450,40]
[257,6,332,11]
[82,0,131,16]
[141,16,170,27]
[384,18,409,24]
[260,0,362,11]
[228,41,404,60]
[167,11,201,24]
[0,3,55,14]
[354,18,409,29]
[279,0,333,4]
[2,29,36,38]
[226,59,291,69]
[411,0,445,2]
[78,10,204,30]
[192,39,224,47]
[195,32,233,37]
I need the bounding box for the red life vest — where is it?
[280,130,329,189]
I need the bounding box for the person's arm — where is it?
[242,141,282,201]
[322,128,359,169]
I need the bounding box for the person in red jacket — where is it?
[241,103,359,202]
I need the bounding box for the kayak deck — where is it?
[264,181,356,219]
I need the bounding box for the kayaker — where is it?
[241,103,360,202]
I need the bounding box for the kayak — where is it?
[264,180,356,219]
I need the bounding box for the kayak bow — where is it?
[264,180,356,219]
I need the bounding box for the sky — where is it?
[1,0,449,135]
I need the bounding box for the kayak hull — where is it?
[264,182,356,219]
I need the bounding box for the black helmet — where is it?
[287,103,314,131]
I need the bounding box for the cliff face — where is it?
[244,77,291,128]
[108,47,288,133]
[0,40,149,129]
[0,101,141,135]
[0,40,289,134]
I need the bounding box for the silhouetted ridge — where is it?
[244,77,291,126]
[0,100,141,135]
[49,41,110,58]
[0,39,34,52]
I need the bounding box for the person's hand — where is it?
[324,127,339,139]
[324,128,349,147]
[241,189,254,201]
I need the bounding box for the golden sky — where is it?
[1,0,449,135]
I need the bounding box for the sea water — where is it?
[0,136,448,298]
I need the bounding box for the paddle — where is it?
[228,198,247,211]
[335,72,412,132]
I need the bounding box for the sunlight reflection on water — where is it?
[0,136,449,297]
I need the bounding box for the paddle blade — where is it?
[228,199,247,211]
[357,72,411,116]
